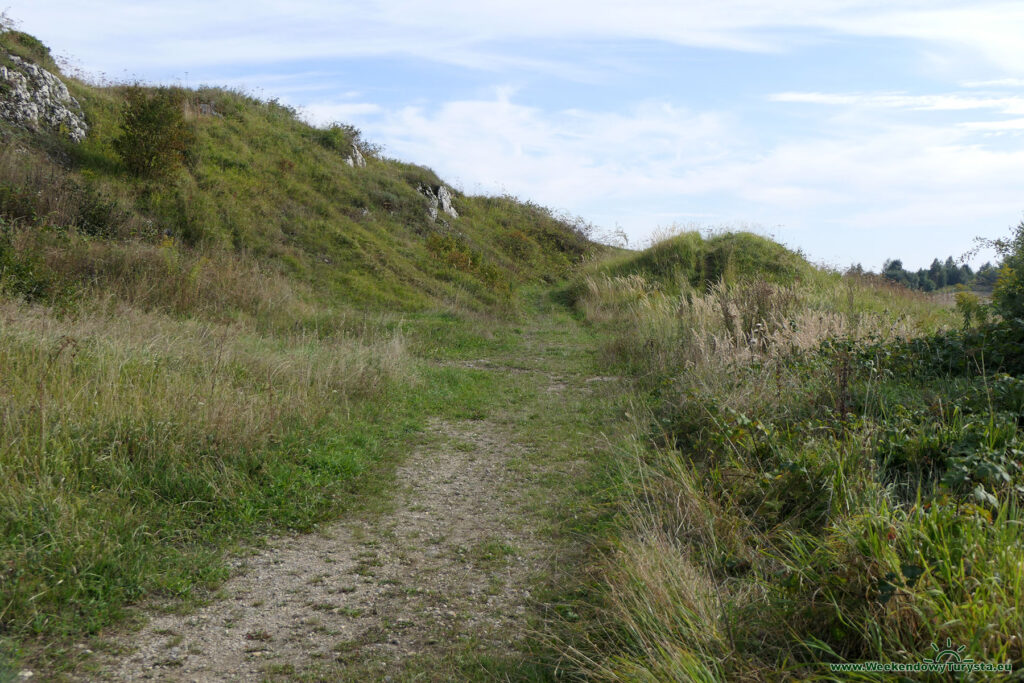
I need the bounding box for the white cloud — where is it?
[770,91,1024,114]
[345,94,736,209]
[961,118,1024,131]
[302,103,382,121]
[962,78,1024,88]
[313,86,1024,261]
[831,3,1024,75]
[11,1,1024,76]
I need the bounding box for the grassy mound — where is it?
[594,231,813,291]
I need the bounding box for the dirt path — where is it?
[81,373,573,681]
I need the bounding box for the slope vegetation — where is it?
[0,27,595,317]
[564,231,1024,679]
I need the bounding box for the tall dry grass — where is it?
[1,218,313,322]
[581,273,921,384]
[567,269,1023,679]
[0,296,410,638]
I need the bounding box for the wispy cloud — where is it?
[308,81,1023,268]
[337,93,735,205]
[961,118,1024,131]
[962,78,1024,88]
[13,1,1024,76]
[770,91,1024,114]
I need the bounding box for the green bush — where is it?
[314,123,355,153]
[113,86,195,179]
[992,221,1024,320]
[314,122,382,159]
[499,229,539,262]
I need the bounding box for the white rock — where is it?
[418,184,458,221]
[437,185,458,219]
[0,52,88,142]
[345,145,366,168]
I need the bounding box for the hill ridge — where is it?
[0,26,599,315]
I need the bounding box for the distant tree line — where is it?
[849,257,1001,292]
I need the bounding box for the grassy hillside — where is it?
[0,29,596,317]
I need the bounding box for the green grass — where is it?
[0,300,400,633]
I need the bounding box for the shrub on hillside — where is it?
[314,123,355,153]
[314,122,382,158]
[499,229,539,262]
[113,86,195,178]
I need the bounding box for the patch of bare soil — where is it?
[81,414,552,681]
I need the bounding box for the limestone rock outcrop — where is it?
[419,184,458,221]
[0,54,88,142]
[344,145,365,168]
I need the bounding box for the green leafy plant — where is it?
[113,86,195,179]
[991,221,1024,320]
[955,290,988,329]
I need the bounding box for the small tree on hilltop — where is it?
[114,86,195,179]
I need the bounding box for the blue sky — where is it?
[9,1,1024,269]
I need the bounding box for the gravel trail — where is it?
[83,396,561,681]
